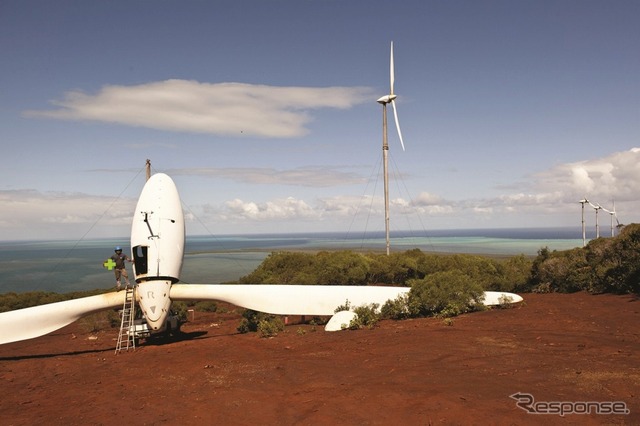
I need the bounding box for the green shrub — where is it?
[236,248,532,292]
[194,301,218,312]
[380,293,410,320]
[237,309,285,337]
[0,289,108,313]
[169,301,188,322]
[258,316,285,337]
[334,300,351,313]
[237,309,263,333]
[442,317,454,326]
[527,224,640,295]
[78,310,120,333]
[407,270,485,318]
[349,303,380,329]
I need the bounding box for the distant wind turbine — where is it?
[579,198,589,247]
[587,200,602,238]
[598,201,620,237]
[377,41,406,256]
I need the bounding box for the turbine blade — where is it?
[391,99,405,151]
[0,292,124,345]
[171,284,409,316]
[170,285,523,315]
[390,41,395,95]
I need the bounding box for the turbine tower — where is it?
[579,198,588,247]
[599,201,620,237]
[377,41,406,255]
[587,200,602,238]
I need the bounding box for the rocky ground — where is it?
[1,292,638,425]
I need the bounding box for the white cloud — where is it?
[0,189,135,240]
[169,166,365,187]
[221,197,318,221]
[365,148,640,227]
[25,80,374,138]
[2,148,639,240]
[532,147,640,204]
[430,147,640,224]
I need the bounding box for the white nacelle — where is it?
[130,173,185,330]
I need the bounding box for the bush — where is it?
[407,270,485,318]
[237,309,285,337]
[349,303,380,329]
[527,224,640,295]
[257,316,285,337]
[0,289,108,313]
[237,248,532,292]
[380,293,410,320]
[78,310,120,333]
[194,301,218,312]
[170,301,189,322]
[527,247,589,293]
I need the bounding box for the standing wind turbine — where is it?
[377,41,406,255]
[599,201,620,237]
[587,200,602,238]
[579,198,588,247]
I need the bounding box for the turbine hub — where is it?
[377,94,396,104]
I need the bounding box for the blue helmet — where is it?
[115,246,122,251]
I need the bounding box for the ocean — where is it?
[0,227,590,294]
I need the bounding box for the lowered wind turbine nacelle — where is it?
[130,173,185,331]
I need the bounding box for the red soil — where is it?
[1,292,638,425]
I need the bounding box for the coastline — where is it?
[0,227,587,294]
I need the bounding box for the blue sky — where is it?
[1,0,638,241]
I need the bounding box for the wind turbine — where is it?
[599,201,620,237]
[376,41,406,256]
[579,198,588,247]
[0,171,524,346]
[587,200,602,238]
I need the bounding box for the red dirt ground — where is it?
[0,292,638,425]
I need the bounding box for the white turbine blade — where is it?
[170,284,523,315]
[391,99,405,151]
[0,292,124,345]
[390,41,395,95]
[483,291,524,305]
[171,284,409,316]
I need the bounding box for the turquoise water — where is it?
[0,228,586,294]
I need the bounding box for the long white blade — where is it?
[0,292,124,345]
[0,286,525,345]
[172,284,409,316]
[390,41,395,95]
[170,284,523,315]
[391,99,405,151]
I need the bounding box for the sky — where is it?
[1,0,639,241]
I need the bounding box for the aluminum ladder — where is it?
[115,287,136,354]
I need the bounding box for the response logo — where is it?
[510,392,630,416]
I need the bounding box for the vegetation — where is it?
[78,310,120,333]
[526,223,640,294]
[236,225,639,334]
[239,224,640,297]
[405,270,486,318]
[237,309,285,337]
[239,248,532,292]
[348,304,381,329]
[0,288,109,313]
[4,224,638,336]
